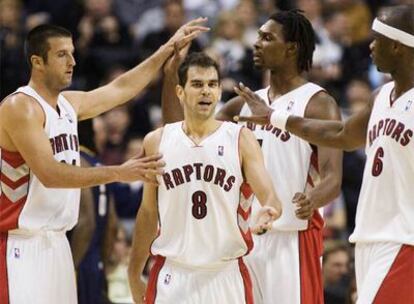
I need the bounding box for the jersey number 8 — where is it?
[192,191,207,219]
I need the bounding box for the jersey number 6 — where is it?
[371,147,384,177]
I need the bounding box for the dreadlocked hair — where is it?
[269,9,315,72]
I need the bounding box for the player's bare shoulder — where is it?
[0,93,45,149]
[305,91,341,120]
[143,127,164,155]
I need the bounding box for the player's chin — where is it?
[253,62,264,70]
[61,78,73,89]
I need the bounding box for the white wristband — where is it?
[269,110,291,131]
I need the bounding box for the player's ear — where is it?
[176,84,185,106]
[31,55,44,69]
[286,41,298,58]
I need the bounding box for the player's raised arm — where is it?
[239,127,282,232]
[291,91,343,220]
[215,95,245,122]
[235,83,374,151]
[0,94,165,188]
[161,42,191,124]
[128,129,163,304]
[65,18,209,121]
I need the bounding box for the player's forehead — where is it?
[258,20,284,37]
[47,36,74,53]
[186,66,219,83]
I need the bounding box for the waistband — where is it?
[162,257,243,272]
[7,229,68,249]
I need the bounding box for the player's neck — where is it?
[182,118,221,143]
[28,78,60,108]
[391,67,414,99]
[268,70,307,100]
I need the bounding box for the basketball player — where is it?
[69,120,117,304]
[236,5,414,303]
[128,52,282,304]
[162,10,342,304]
[0,19,208,304]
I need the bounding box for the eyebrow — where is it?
[258,29,273,37]
[190,79,219,83]
[55,48,75,54]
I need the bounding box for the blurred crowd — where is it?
[0,0,410,303]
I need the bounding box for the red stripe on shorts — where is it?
[0,232,9,304]
[373,244,414,303]
[298,212,324,304]
[145,255,166,304]
[238,258,253,304]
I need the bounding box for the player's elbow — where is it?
[37,166,70,188]
[37,170,60,188]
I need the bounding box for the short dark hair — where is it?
[269,9,316,72]
[25,24,72,68]
[178,52,221,86]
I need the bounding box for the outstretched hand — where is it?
[166,17,209,51]
[251,206,279,235]
[118,151,165,185]
[233,82,273,125]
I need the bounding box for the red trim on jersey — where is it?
[1,150,25,168]
[373,245,414,303]
[306,146,319,188]
[0,233,9,304]
[306,175,315,188]
[145,255,166,304]
[238,258,254,304]
[299,212,324,304]
[240,183,253,198]
[0,150,29,232]
[0,174,29,189]
[310,145,319,172]
[238,183,254,254]
[237,205,252,220]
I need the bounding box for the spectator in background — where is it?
[141,0,202,59]
[235,0,260,47]
[24,0,82,33]
[70,119,118,304]
[113,0,164,39]
[209,11,261,100]
[341,79,369,236]
[323,194,347,240]
[0,0,28,98]
[295,0,324,33]
[101,105,131,165]
[324,0,372,44]
[112,136,145,238]
[323,242,352,304]
[107,225,134,303]
[77,0,134,88]
[183,0,239,28]
[310,9,351,103]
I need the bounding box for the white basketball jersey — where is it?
[350,82,414,245]
[0,86,80,232]
[151,121,253,268]
[239,83,324,231]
